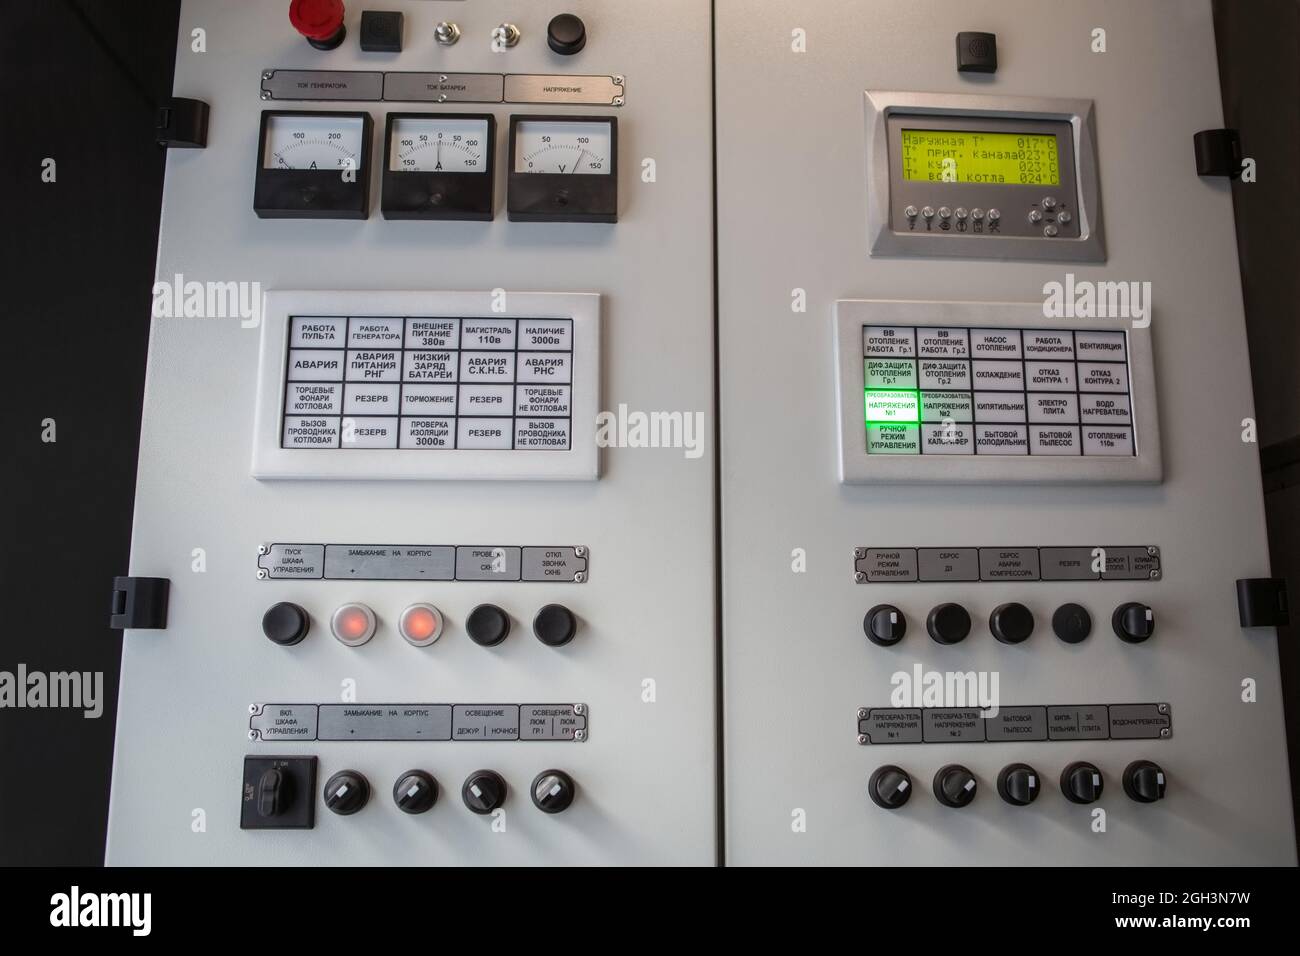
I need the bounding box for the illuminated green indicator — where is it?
[900,128,1061,186]
[865,389,921,424]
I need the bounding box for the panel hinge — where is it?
[156,97,209,148]
[1236,578,1289,628]
[1193,128,1241,178]
[110,576,170,630]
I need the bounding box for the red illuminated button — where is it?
[331,603,376,646]
[289,0,347,50]
[399,603,444,647]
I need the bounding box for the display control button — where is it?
[263,602,310,646]
[955,207,969,221]
[1044,224,1059,237]
[466,604,511,646]
[399,603,443,646]
[971,208,985,221]
[1057,210,1072,224]
[904,204,918,219]
[938,206,952,220]
[330,603,376,646]
[1043,196,1058,210]
[921,206,935,220]
[1028,209,1043,223]
[987,208,1000,221]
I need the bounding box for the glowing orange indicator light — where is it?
[399,604,443,646]
[330,603,376,646]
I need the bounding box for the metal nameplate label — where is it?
[258,544,587,581]
[503,74,624,105]
[383,72,504,103]
[855,545,1160,582]
[259,70,625,106]
[250,703,588,741]
[261,69,384,101]
[858,703,1170,743]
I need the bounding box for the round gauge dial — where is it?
[514,120,612,175]
[390,117,490,173]
[263,114,365,171]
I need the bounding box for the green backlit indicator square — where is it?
[865,390,921,424]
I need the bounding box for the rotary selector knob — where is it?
[927,603,971,645]
[1052,603,1092,644]
[392,770,438,814]
[466,604,511,646]
[933,764,978,808]
[533,604,577,647]
[990,602,1034,644]
[1113,602,1155,643]
[531,769,576,813]
[462,770,507,814]
[1123,760,1167,803]
[997,763,1041,806]
[323,770,370,815]
[864,604,906,646]
[868,765,913,810]
[547,14,587,55]
[262,602,310,646]
[1061,761,1104,804]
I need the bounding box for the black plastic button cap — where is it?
[547,14,587,55]
[869,765,913,809]
[956,31,997,73]
[990,602,1034,644]
[393,770,438,814]
[1123,760,1167,803]
[466,604,511,646]
[359,10,403,52]
[1052,603,1092,643]
[323,770,370,815]
[1061,762,1104,804]
[1113,602,1155,643]
[533,604,577,646]
[864,604,906,646]
[462,770,507,814]
[997,763,1041,805]
[933,764,978,808]
[257,768,287,818]
[927,603,971,645]
[531,770,576,813]
[263,602,310,645]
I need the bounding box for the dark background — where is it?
[0,0,1296,865]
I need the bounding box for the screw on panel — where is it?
[854,548,866,559]
[257,569,269,580]
[855,571,867,583]
[857,734,869,745]
[1149,569,1161,580]
[257,544,269,555]
[573,703,586,715]
[1147,546,1160,556]
[260,91,271,101]
[574,571,586,583]
[249,703,259,715]
[1159,728,1171,738]
[612,97,624,107]
[262,70,273,80]
[857,708,869,719]
[575,729,587,742]
[248,730,258,740]
[1157,703,1169,713]
[613,75,624,86]
[575,546,587,558]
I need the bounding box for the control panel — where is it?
[716,0,1294,864]
[107,0,716,865]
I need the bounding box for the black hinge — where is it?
[110,576,170,630]
[1236,578,1289,628]
[156,97,209,149]
[1193,128,1241,178]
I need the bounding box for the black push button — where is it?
[359,10,403,52]
[927,603,971,645]
[263,601,310,645]
[990,602,1034,644]
[1052,603,1092,644]
[533,604,577,646]
[956,31,997,73]
[547,14,587,55]
[467,604,511,646]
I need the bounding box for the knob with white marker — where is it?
[531,769,576,813]
[869,765,913,809]
[462,770,507,814]
[393,770,438,814]
[1123,760,1167,803]
[1061,761,1104,804]
[997,763,1041,806]
[933,764,978,808]
[323,770,370,815]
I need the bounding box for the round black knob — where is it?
[462,770,507,814]
[392,770,438,814]
[262,602,310,646]
[1122,760,1167,803]
[547,13,587,55]
[323,770,370,815]
[533,604,577,647]
[997,763,1041,806]
[933,764,978,808]
[864,604,906,646]
[927,603,971,645]
[1113,602,1155,643]
[868,765,913,809]
[990,602,1034,644]
[531,769,576,813]
[1061,761,1104,804]
[466,604,511,646]
[1052,603,1092,644]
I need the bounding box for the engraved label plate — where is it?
[922,708,987,743]
[261,69,384,101]
[979,548,1041,581]
[323,545,456,580]
[857,708,923,744]
[383,72,504,103]
[1047,705,1112,740]
[1101,546,1162,580]
[504,74,625,105]
[455,546,522,581]
[318,704,453,740]
[258,544,325,579]
[857,548,918,582]
[917,548,980,582]
[452,705,521,740]
[984,706,1048,742]
[1041,547,1101,581]
[519,704,587,741]
[521,547,588,582]
[1108,703,1172,739]
[859,704,1169,744]
[248,704,319,741]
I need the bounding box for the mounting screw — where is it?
[854,571,867,583]
[575,545,587,558]
[1159,728,1171,738]
[262,70,273,80]
[857,708,869,719]
[574,729,587,742]
[257,544,269,555]
[1147,546,1159,556]
[573,703,586,716]
[1157,703,1169,714]
[854,548,866,559]
[857,734,869,745]
[247,730,258,740]
[613,75,624,86]
[248,703,259,714]
[260,91,271,100]
[257,569,269,580]
[434,21,461,46]
[574,571,586,583]
[1149,569,1162,581]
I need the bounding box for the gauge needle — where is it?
[571,149,587,173]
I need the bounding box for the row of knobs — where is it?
[865,602,1155,646]
[263,602,578,647]
[869,760,1167,809]
[319,768,576,815]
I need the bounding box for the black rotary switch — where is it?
[323,770,370,815]
[392,770,438,814]
[1123,760,1167,803]
[927,603,971,645]
[466,604,511,646]
[462,770,507,814]
[547,13,587,55]
[1113,602,1155,643]
[531,769,576,813]
[1061,761,1104,804]
[997,763,1041,806]
[257,768,290,818]
[533,604,577,647]
[933,764,978,808]
[1052,603,1092,644]
[868,765,913,809]
[990,602,1034,644]
[262,601,310,646]
[864,604,906,646]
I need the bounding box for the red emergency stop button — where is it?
[331,602,376,646]
[289,0,347,50]
[399,604,444,647]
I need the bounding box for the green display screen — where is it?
[901,129,1061,186]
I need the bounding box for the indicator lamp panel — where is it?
[507,115,618,223]
[381,113,495,221]
[254,110,373,220]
